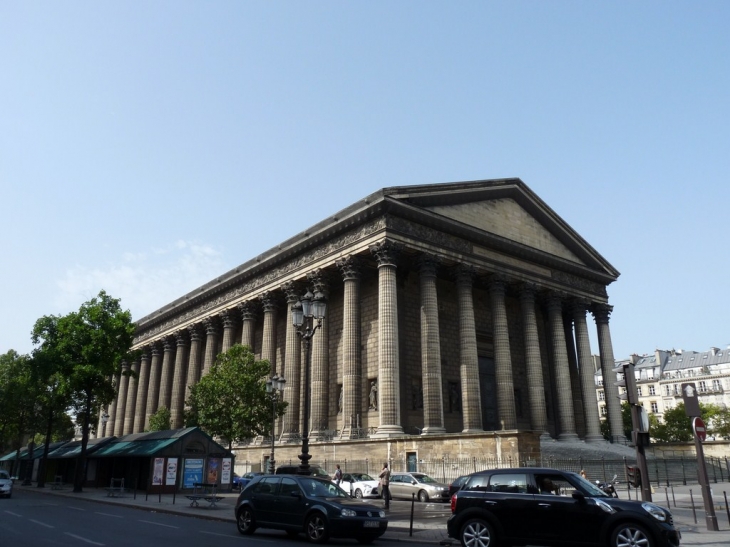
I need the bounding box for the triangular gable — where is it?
[425,197,585,265]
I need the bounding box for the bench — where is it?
[51,476,64,490]
[187,482,222,508]
[106,478,125,497]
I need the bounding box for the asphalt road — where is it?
[1,489,442,547]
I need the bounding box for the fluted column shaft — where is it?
[520,285,547,434]
[202,318,220,377]
[337,256,362,438]
[157,336,176,411]
[371,241,403,436]
[260,292,278,373]
[456,266,482,432]
[594,304,623,441]
[420,257,445,434]
[144,343,163,430]
[573,302,604,442]
[123,360,139,435]
[184,325,204,411]
[133,350,151,433]
[221,309,237,353]
[489,278,516,430]
[239,301,257,350]
[564,317,586,438]
[309,270,329,436]
[169,330,189,429]
[282,283,302,439]
[546,295,578,441]
[114,365,129,436]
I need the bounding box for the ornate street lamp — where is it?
[265,374,286,474]
[291,289,326,474]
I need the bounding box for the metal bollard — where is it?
[665,487,670,509]
[671,485,676,508]
[725,491,730,527]
[690,489,697,524]
[410,493,416,537]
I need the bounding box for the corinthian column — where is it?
[573,301,604,442]
[221,309,237,353]
[157,336,176,411]
[201,317,220,377]
[185,324,204,395]
[133,349,151,433]
[519,284,548,435]
[593,304,623,441]
[336,256,362,439]
[489,276,516,430]
[169,330,189,429]
[259,292,278,373]
[419,255,445,435]
[456,266,482,432]
[123,360,139,435]
[546,294,578,441]
[114,362,130,436]
[281,282,302,441]
[564,316,586,438]
[309,269,330,438]
[238,301,257,350]
[144,342,163,430]
[370,240,403,437]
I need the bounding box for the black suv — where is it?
[275,465,331,479]
[447,467,681,547]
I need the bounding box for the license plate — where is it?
[364,521,380,528]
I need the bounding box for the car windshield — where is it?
[351,473,374,481]
[0,471,9,479]
[569,473,609,497]
[302,478,349,498]
[413,474,437,484]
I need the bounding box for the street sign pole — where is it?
[693,417,719,531]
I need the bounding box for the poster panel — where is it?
[166,458,178,486]
[221,458,232,485]
[183,458,204,488]
[152,458,164,486]
[207,458,221,484]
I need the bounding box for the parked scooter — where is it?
[596,474,619,497]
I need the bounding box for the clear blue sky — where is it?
[2,2,728,360]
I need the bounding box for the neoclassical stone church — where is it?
[103,178,624,467]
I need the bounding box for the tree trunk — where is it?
[73,395,92,493]
[37,406,54,488]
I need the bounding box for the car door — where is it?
[274,477,307,528]
[340,473,354,495]
[251,476,281,525]
[389,473,405,498]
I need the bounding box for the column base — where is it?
[557,432,580,442]
[462,428,485,434]
[540,432,554,441]
[421,426,446,435]
[584,434,608,444]
[372,425,404,438]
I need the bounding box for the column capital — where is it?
[307,268,331,294]
[336,255,361,280]
[259,290,279,313]
[570,298,591,317]
[592,303,613,324]
[220,308,238,329]
[487,274,509,295]
[149,341,162,357]
[121,361,130,372]
[162,335,175,352]
[454,264,476,286]
[281,281,302,303]
[175,329,189,346]
[519,282,539,301]
[203,316,221,336]
[188,323,203,342]
[418,254,439,277]
[238,300,257,321]
[369,239,400,267]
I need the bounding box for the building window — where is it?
[665,385,671,396]
[600,406,607,416]
[699,381,707,393]
[649,386,656,396]
[651,402,658,413]
[598,390,605,401]
[712,380,721,391]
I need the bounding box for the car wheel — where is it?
[236,507,256,535]
[305,512,330,544]
[610,522,654,547]
[355,489,364,499]
[460,518,496,547]
[418,490,429,502]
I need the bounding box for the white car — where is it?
[0,470,12,498]
[335,472,380,499]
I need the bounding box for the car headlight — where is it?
[642,503,667,522]
[341,508,357,517]
[378,510,386,518]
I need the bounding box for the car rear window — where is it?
[463,473,529,493]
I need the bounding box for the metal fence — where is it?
[275,455,730,490]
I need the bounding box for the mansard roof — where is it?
[135,178,618,335]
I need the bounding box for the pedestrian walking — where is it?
[379,462,391,509]
[334,464,343,486]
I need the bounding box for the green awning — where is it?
[92,438,179,457]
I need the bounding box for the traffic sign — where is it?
[693,417,707,442]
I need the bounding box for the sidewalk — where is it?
[16,482,730,545]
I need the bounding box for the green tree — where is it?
[30,291,137,492]
[185,344,286,449]
[711,407,730,440]
[147,406,171,432]
[651,402,721,442]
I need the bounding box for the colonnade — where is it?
[102,242,622,444]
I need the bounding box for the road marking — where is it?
[3,511,23,517]
[200,531,231,537]
[29,519,54,528]
[64,532,105,545]
[94,512,122,518]
[68,506,86,511]
[199,531,274,542]
[138,519,179,528]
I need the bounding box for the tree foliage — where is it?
[31,290,137,492]
[185,344,286,449]
[650,402,723,442]
[0,351,40,459]
[147,406,171,432]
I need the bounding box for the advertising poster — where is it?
[207,457,220,484]
[183,458,204,488]
[152,457,164,486]
[221,458,232,485]
[166,458,178,486]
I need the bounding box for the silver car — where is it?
[0,470,12,498]
[389,472,449,502]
